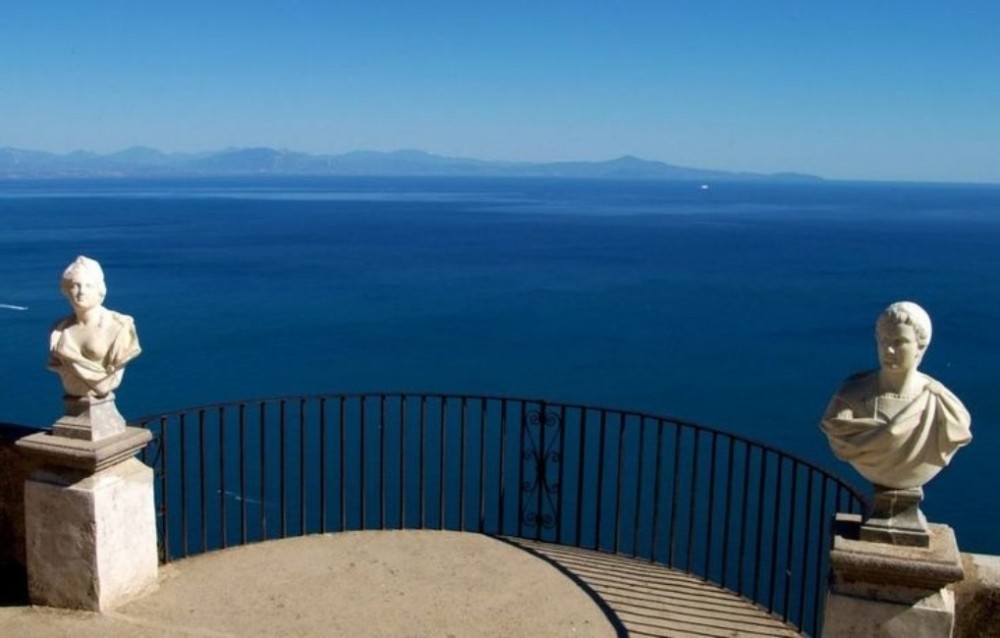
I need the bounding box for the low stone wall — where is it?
[955,553,1000,638]
[0,422,44,598]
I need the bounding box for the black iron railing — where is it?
[134,392,866,636]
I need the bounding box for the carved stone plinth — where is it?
[861,485,931,548]
[823,513,965,638]
[16,427,157,611]
[17,426,151,475]
[51,395,127,442]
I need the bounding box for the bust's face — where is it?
[877,322,923,372]
[63,272,104,311]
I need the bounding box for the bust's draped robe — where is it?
[820,371,972,489]
[49,310,141,398]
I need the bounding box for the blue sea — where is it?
[2,176,998,553]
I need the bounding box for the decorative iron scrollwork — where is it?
[520,406,562,530]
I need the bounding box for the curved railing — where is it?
[133,392,867,637]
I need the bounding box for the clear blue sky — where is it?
[3,1,998,182]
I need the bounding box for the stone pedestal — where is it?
[823,513,965,638]
[861,486,931,548]
[16,425,157,611]
[51,395,127,442]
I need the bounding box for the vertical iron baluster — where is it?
[813,476,831,638]
[160,417,170,561]
[593,410,607,551]
[419,395,426,529]
[574,408,586,547]
[783,460,799,622]
[219,406,227,550]
[399,395,406,529]
[380,394,386,530]
[260,402,267,539]
[497,398,507,535]
[300,398,307,535]
[517,401,526,539]
[753,450,769,602]
[668,424,682,567]
[720,436,735,589]
[737,443,751,595]
[198,409,207,554]
[460,396,467,530]
[630,417,645,559]
[239,404,247,545]
[339,396,346,532]
[478,398,487,531]
[439,396,447,529]
[319,398,327,533]
[360,396,367,530]
[613,412,625,553]
[179,413,188,558]
[686,429,701,574]
[798,469,815,632]
[650,420,665,563]
[280,399,287,538]
[556,404,567,545]
[704,431,718,579]
[769,456,785,612]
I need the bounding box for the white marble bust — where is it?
[820,301,972,489]
[48,256,141,399]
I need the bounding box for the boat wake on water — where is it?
[0,304,29,311]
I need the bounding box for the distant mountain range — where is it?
[0,146,822,182]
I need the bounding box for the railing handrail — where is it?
[132,390,869,504]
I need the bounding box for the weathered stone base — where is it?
[52,395,126,441]
[823,513,964,638]
[24,457,157,611]
[953,553,1000,638]
[861,485,930,548]
[824,588,955,638]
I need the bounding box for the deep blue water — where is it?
[2,176,999,553]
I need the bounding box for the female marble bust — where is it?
[820,301,971,490]
[48,256,141,399]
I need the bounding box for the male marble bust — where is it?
[48,256,141,400]
[821,301,971,490]
[820,301,971,545]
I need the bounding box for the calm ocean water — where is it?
[1,176,998,552]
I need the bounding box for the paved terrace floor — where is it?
[0,531,803,637]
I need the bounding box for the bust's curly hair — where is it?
[876,301,932,349]
[60,255,108,300]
